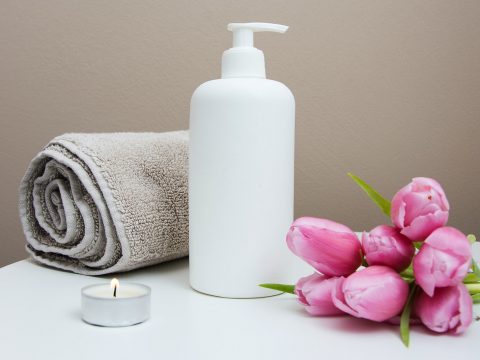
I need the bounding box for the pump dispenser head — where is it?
[221,22,288,79]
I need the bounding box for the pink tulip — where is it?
[414,283,473,334]
[295,273,344,316]
[332,266,409,322]
[362,225,415,272]
[391,177,449,241]
[413,227,471,296]
[286,217,362,276]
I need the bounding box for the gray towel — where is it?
[19,131,189,275]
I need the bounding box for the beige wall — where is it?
[1,1,479,267]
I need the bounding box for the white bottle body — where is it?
[189,78,296,298]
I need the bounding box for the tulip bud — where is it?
[414,283,473,334]
[391,177,449,241]
[286,217,362,277]
[295,273,344,316]
[362,225,415,272]
[413,227,471,296]
[331,266,409,322]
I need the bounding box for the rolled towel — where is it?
[19,131,189,275]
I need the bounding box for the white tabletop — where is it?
[0,258,477,360]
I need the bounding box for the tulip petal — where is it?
[292,217,354,234]
[403,191,436,226]
[400,210,448,241]
[413,245,436,296]
[414,284,472,334]
[424,226,472,257]
[391,178,450,241]
[391,185,409,228]
[332,267,409,322]
[362,225,414,272]
[296,273,344,316]
[411,177,450,210]
[287,222,362,277]
[331,277,361,318]
[413,227,472,295]
[456,284,473,334]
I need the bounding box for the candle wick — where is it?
[113,285,117,298]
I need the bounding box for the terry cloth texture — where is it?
[19,131,189,275]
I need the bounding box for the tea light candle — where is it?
[81,278,151,327]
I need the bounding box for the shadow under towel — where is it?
[19,131,189,275]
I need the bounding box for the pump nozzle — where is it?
[221,22,289,79]
[227,23,289,47]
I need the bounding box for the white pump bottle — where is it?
[189,23,296,298]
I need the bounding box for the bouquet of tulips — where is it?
[261,174,479,347]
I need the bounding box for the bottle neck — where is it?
[221,47,266,79]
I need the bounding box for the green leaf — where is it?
[466,282,480,294]
[467,234,477,245]
[472,293,480,304]
[348,173,391,217]
[259,283,295,294]
[400,284,418,348]
[463,272,480,283]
